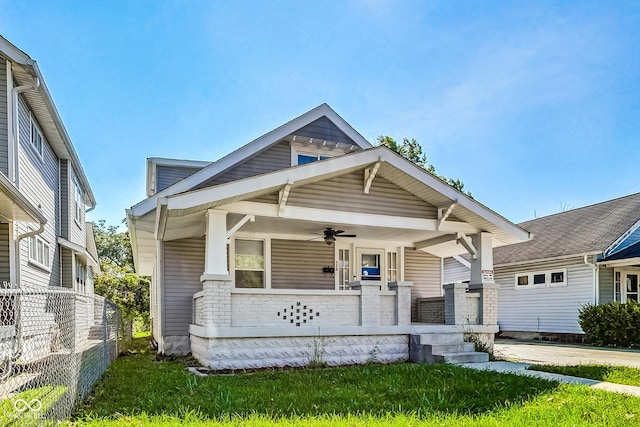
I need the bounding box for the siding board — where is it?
[496,257,594,334]
[163,238,205,335]
[403,249,441,321]
[156,165,202,193]
[599,267,614,304]
[271,239,334,289]
[16,95,60,287]
[197,142,291,188]
[443,257,470,283]
[293,116,355,145]
[0,223,9,283]
[288,171,437,218]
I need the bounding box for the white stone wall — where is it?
[194,294,203,325]
[380,294,396,326]
[191,334,408,369]
[231,292,360,327]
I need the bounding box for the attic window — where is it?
[297,153,331,165]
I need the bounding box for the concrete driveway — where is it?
[494,339,640,368]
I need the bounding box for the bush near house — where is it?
[579,300,640,347]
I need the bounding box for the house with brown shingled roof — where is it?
[444,192,640,338]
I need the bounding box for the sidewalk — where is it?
[461,361,640,397]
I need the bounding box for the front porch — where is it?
[190,278,498,369]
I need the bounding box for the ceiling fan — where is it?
[321,227,356,245]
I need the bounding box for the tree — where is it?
[93,221,149,338]
[377,135,471,197]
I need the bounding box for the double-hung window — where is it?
[74,181,84,224]
[29,234,51,270]
[234,239,265,288]
[30,115,43,157]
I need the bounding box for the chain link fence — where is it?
[0,282,121,425]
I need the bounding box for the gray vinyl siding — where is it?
[271,239,334,289]
[404,248,441,321]
[163,238,205,336]
[0,223,9,283]
[196,142,291,189]
[443,257,470,284]
[156,165,202,193]
[495,257,594,334]
[68,166,86,247]
[60,247,73,288]
[598,267,614,304]
[60,160,69,239]
[16,95,60,287]
[294,116,355,145]
[0,61,8,176]
[288,171,437,218]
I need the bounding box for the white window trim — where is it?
[514,268,567,290]
[290,143,341,166]
[28,234,51,272]
[231,237,270,289]
[74,180,84,227]
[29,113,45,160]
[613,268,640,302]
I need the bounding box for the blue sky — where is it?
[1,1,639,227]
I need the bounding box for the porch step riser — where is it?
[430,343,476,354]
[409,334,489,365]
[418,333,465,345]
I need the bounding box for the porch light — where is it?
[325,235,336,245]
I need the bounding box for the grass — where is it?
[529,364,640,387]
[60,337,640,426]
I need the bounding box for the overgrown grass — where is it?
[61,337,640,426]
[529,364,640,387]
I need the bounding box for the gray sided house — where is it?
[0,36,99,361]
[128,104,532,369]
[444,193,640,337]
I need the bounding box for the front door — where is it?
[356,248,385,282]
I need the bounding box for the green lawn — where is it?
[63,337,640,426]
[529,364,640,387]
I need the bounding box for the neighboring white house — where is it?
[0,36,100,363]
[444,193,640,338]
[127,104,532,369]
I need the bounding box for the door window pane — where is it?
[361,253,381,280]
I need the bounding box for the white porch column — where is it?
[388,281,412,325]
[349,281,381,326]
[203,209,229,278]
[201,209,233,328]
[468,232,499,326]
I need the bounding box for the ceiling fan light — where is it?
[325,235,336,245]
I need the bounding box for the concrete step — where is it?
[430,342,476,354]
[440,351,489,364]
[418,333,465,345]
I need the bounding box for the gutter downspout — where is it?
[584,255,599,305]
[10,76,40,187]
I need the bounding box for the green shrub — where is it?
[579,300,640,347]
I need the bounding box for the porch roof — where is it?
[128,146,531,275]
